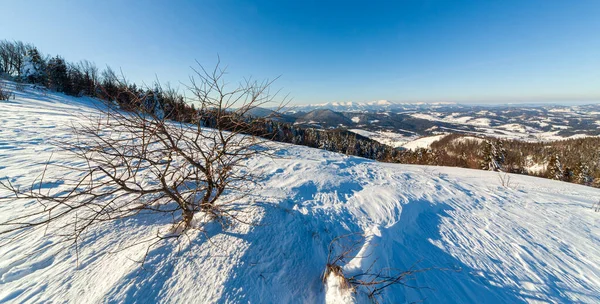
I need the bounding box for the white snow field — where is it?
[401,134,447,151]
[0,81,600,303]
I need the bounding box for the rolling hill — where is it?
[0,81,599,303]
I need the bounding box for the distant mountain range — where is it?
[286,100,458,112]
[250,102,600,144]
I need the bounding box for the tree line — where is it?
[390,134,600,187]
[0,40,394,159]
[3,39,598,188]
[1,43,428,297]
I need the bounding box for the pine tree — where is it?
[481,139,505,171]
[574,161,592,185]
[46,56,70,93]
[152,88,165,120]
[69,65,86,96]
[547,154,564,180]
[481,140,494,170]
[20,47,46,84]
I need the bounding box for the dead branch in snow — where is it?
[323,233,451,303]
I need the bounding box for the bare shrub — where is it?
[0,81,13,100]
[498,171,515,188]
[0,62,285,259]
[323,233,365,293]
[323,234,438,303]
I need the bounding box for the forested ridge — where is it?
[2,39,599,188]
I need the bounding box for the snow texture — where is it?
[0,80,599,303]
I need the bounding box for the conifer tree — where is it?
[20,47,46,84]
[574,161,592,185]
[481,139,505,171]
[46,56,70,93]
[547,154,564,181]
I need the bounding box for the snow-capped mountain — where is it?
[288,100,457,112]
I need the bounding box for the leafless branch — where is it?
[323,233,449,303]
[0,61,286,264]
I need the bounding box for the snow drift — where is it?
[0,80,599,303]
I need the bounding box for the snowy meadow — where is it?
[0,81,599,303]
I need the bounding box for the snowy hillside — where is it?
[1,81,600,303]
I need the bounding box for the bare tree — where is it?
[0,40,15,75]
[77,60,99,95]
[0,40,29,77]
[0,61,285,257]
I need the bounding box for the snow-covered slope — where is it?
[1,81,599,303]
[346,130,447,151]
[348,129,414,148]
[401,134,447,151]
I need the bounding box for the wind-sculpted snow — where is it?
[0,82,599,303]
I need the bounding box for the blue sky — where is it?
[1,0,599,104]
